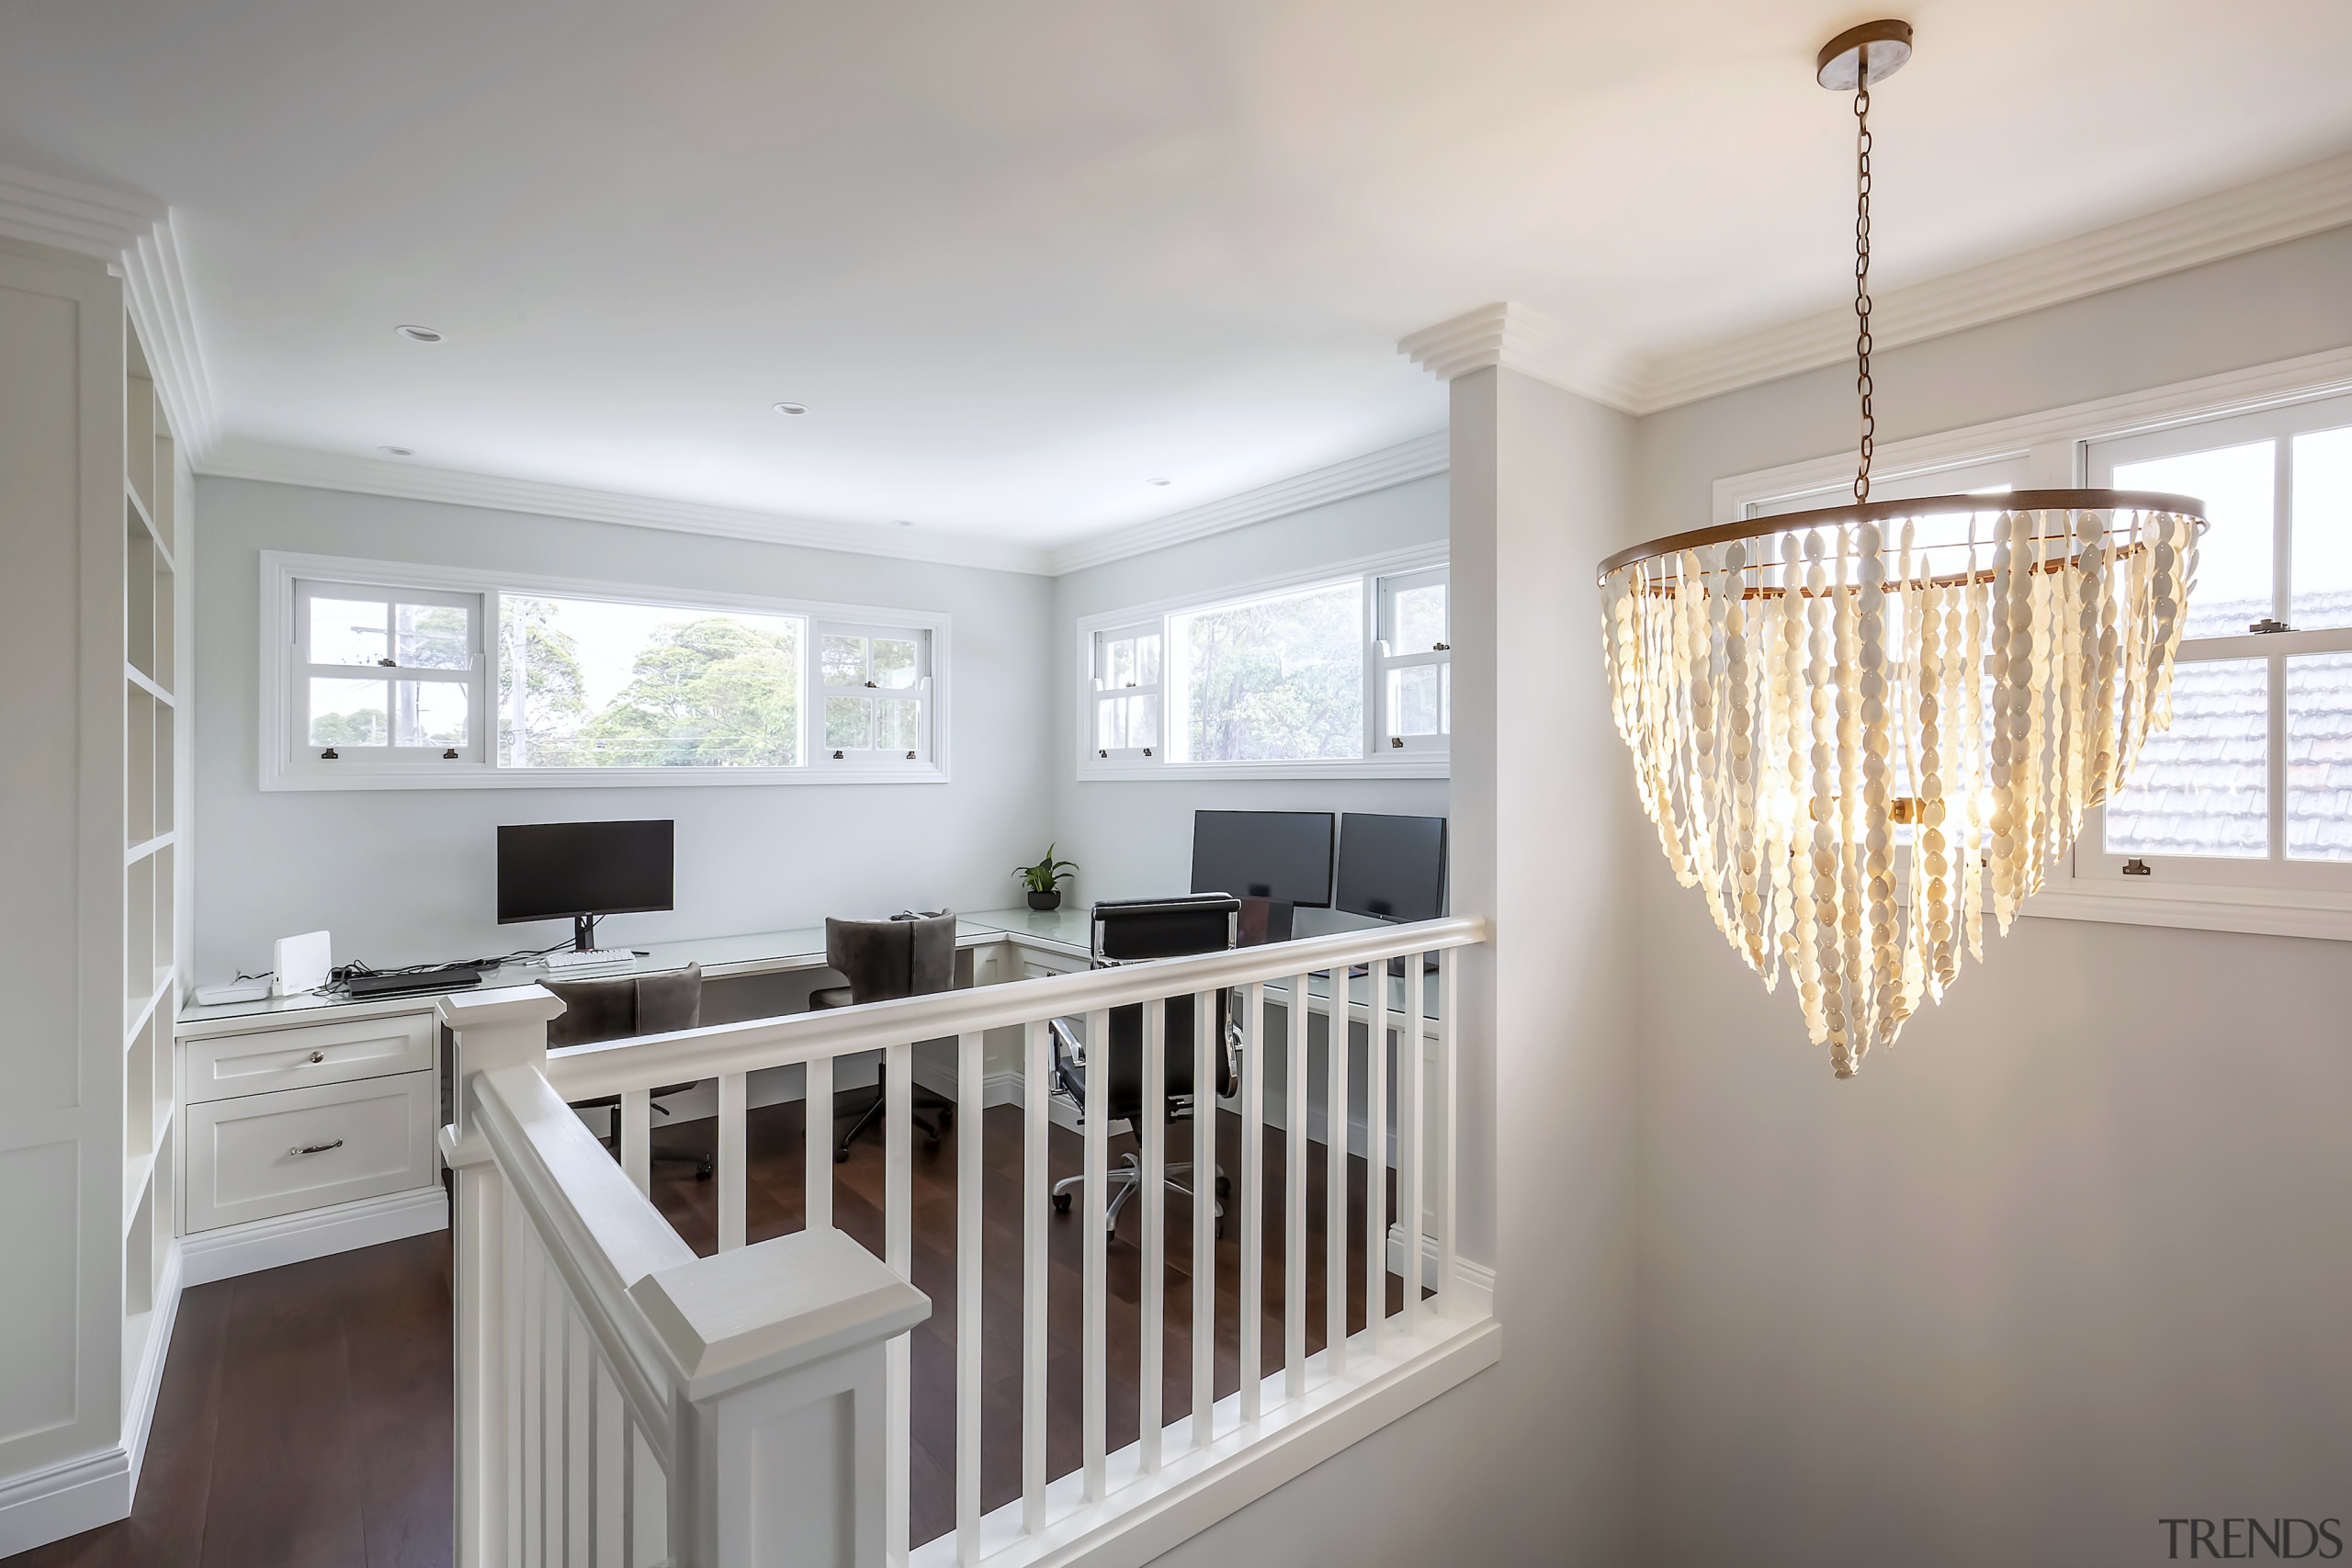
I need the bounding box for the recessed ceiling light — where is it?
[773,402,808,415]
[1147,477,1171,486]
[394,324,444,344]
[379,446,414,457]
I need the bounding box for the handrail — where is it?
[469,1062,698,1462]
[542,914,1487,1101]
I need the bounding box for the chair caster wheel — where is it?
[695,1165,713,1181]
[835,1148,849,1165]
[1052,1192,1071,1214]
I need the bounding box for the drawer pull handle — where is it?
[288,1139,345,1156]
[308,1051,325,1064]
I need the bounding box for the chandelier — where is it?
[1597,21,2207,1077]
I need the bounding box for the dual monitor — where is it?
[1189,809,1446,923]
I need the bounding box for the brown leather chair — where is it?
[550,963,711,1179]
[816,913,956,1161]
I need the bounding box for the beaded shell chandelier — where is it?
[1597,21,2207,1077]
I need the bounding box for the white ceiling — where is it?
[5,0,2350,559]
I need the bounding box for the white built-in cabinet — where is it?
[0,235,193,1551]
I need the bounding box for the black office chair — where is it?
[814,911,956,1162]
[551,964,712,1180]
[1049,896,1242,1236]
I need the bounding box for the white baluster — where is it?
[1140,998,1165,1474]
[594,1360,622,1568]
[619,1088,650,1197]
[1082,1005,1110,1501]
[1238,982,1263,1424]
[567,1295,591,1565]
[1365,958,1388,1356]
[517,1208,541,1567]
[886,1040,910,1564]
[1284,974,1308,1402]
[1191,988,1216,1451]
[956,1031,983,1564]
[718,1071,747,1251]
[1325,968,1349,1380]
[1022,1019,1049,1532]
[1400,953,1426,1336]
[1437,951,1459,1320]
[805,1054,832,1233]
[542,1246,564,1562]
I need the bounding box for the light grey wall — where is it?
[1632,227,2352,1567]
[190,477,1054,981]
[1048,473,1449,904]
[1150,368,1644,1566]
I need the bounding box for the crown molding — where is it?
[1397,302,1642,411]
[0,161,221,458]
[1630,147,2352,413]
[1044,430,1450,575]
[198,440,1054,574]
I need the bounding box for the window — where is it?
[1377,567,1451,753]
[1076,548,1447,778]
[295,580,485,761]
[1091,621,1161,758]
[817,624,933,762]
[498,592,804,768]
[264,553,948,789]
[2079,391,2352,887]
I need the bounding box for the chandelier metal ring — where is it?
[1596,490,2208,584]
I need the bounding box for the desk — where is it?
[167,906,1443,1282]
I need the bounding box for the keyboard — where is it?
[544,948,637,972]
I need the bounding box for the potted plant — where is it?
[1015,845,1079,911]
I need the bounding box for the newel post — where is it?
[435,985,568,1568]
[631,1227,931,1568]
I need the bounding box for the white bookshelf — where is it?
[119,325,187,1416]
[0,235,194,1550]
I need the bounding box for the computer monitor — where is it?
[1335,813,1447,922]
[497,819,674,951]
[1188,810,1335,908]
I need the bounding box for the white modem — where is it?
[273,930,333,996]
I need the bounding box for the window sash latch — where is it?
[2249,617,2292,634]
[2122,857,2153,876]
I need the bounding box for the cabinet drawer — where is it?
[183,1071,436,1234]
[182,1010,435,1104]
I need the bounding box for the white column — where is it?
[437,985,567,1568]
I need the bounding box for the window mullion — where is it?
[2269,649,2288,863]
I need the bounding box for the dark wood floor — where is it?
[11,1231,453,1568]
[12,1103,1396,1563]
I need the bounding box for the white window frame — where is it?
[291,577,489,769]
[1714,343,2352,942]
[1074,544,1448,782]
[260,551,952,790]
[1089,619,1162,761]
[1375,564,1452,755]
[813,620,936,767]
[2076,392,2352,895]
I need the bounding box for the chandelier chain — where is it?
[1853,69,1874,504]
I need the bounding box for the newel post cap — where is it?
[629,1227,931,1404]
[436,983,566,1032]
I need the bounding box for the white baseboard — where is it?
[0,1245,186,1557]
[1385,1225,1498,1318]
[178,1185,447,1288]
[0,1444,133,1558]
